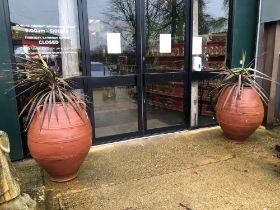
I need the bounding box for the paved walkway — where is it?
[15,126,280,210]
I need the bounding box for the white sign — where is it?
[192,36,202,55]
[193,56,202,71]
[107,33,121,54]
[160,34,171,53]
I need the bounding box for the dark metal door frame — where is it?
[79,0,143,144]
[1,0,237,158]
[4,0,234,147]
[78,0,194,144]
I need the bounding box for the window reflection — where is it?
[193,0,229,71]
[9,0,82,78]
[145,0,185,73]
[191,79,221,126]
[87,0,136,77]
[93,86,138,137]
[146,81,184,129]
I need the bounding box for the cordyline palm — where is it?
[213,51,277,109]
[14,53,85,130]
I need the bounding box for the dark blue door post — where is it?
[0,0,24,160]
[231,0,259,67]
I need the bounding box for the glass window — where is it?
[93,86,138,137]
[191,79,220,127]
[192,0,229,71]
[9,0,82,78]
[87,0,136,77]
[145,0,185,73]
[146,81,184,129]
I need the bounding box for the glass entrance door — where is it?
[85,0,191,142]
[144,0,187,131]
[6,0,231,154]
[86,0,140,142]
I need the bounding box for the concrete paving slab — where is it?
[15,126,280,209]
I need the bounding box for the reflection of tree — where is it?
[103,0,229,49]
[161,0,184,38]
[223,0,229,8]
[105,0,184,50]
[104,0,136,52]
[145,0,184,48]
[198,0,229,34]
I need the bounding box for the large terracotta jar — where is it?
[28,103,92,182]
[216,86,264,143]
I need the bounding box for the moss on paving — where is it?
[14,126,280,209]
[13,159,45,209]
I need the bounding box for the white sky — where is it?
[205,0,228,18]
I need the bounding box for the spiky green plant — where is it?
[14,52,86,130]
[213,51,277,108]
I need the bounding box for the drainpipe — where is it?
[254,0,262,69]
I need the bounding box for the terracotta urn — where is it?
[28,103,92,182]
[216,86,264,143]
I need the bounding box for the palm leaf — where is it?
[222,85,236,110]
[61,92,84,121]
[47,90,53,128]
[57,87,71,124]
[212,51,279,106]
[52,91,59,124]
[40,93,51,130]
[13,49,87,130]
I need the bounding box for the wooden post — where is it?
[0,0,24,160]
[267,22,280,124]
[257,21,280,125]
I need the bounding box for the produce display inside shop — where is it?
[145,33,226,120]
